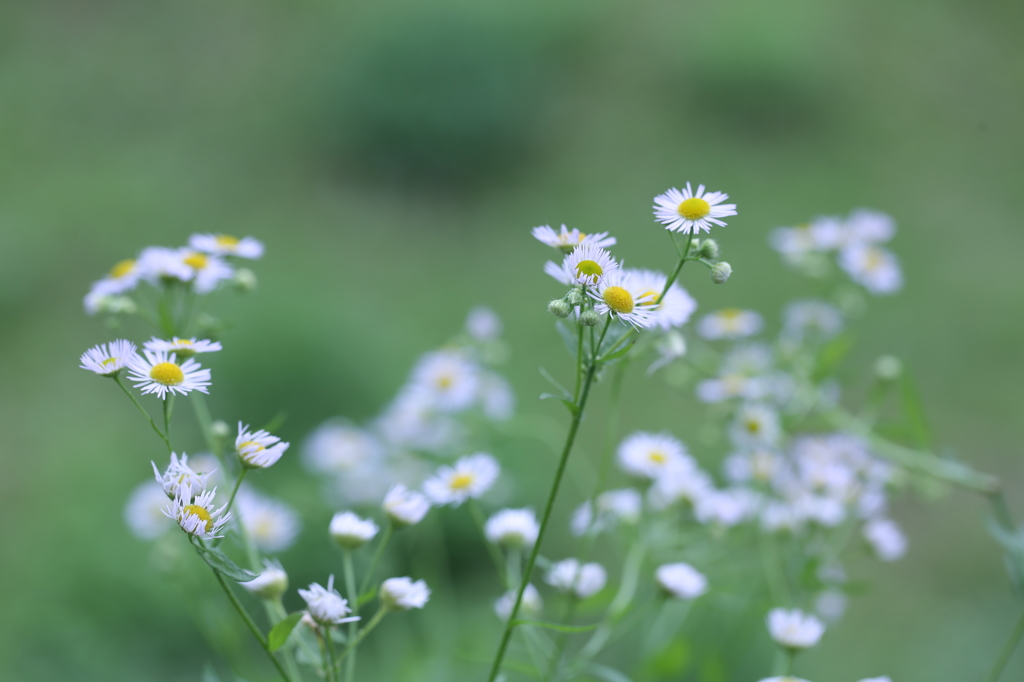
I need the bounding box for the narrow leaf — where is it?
[511,619,599,633]
[195,546,258,582]
[539,367,570,397]
[357,586,377,608]
[812,333,853,380]
[268,612,304,652]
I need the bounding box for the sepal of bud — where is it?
[699,239,720,259]
[566,288,585,306]
[711,261,732,284]
[579,310,600,327]
[548,299,572,318]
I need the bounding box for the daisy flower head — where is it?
[152,452,214,499]
[383,484,431,527]
[843,209,895,246]
[144,337,222,358]
[236,421,290,469]
[783,300,843,341]
[189,233,264,259]
[563,243,618,287]
[649,464,715,510]
[730,403,782,448]
[766,608,826,650]
[485,508,540,548]
[80,339,137,377]
[617,431,693,479]
[623,268,698,330]
[546,559,607,599]
[653,183,737,234]
[570,488,643,536]
[89,257,143,297]
[656,562,708,600]
[380,577,431,611]
[863,518,907,561]
[588,269,656,330]
[839,243,902,295]
[770,218,841,266]
[495,584,543,621]
[303,421,385,475]
[329,511,380,549]
[465,306,503,341]
[123,481,175,540]
[241,559,289,600]
[299,575,360,626]
[409,350,481,413]
[163,483,231,540]
[698,308,763,340]
[177,248,234,294]
[423,453,500,507]
[236,488,301,553]
[531,224,616,253]
[127,350,211,399]
[137,246,194,284]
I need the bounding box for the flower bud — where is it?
[711,262,732,284]
[578,310,600,327]
[380,577,431,611]
[211,420,231,440]
[566,288,586,306]
[699,239,720,259]
[240,560,289,600]
[548,299,572,318]
[874,355,903,381]
[330,511,379,549]
[233,268,258,293]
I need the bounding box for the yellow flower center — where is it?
[638,289,661,308]
[109,259,136,279]
[575,259,604,282]
[150,362,185,386]
[678,197,711,220]
[100,357,118,367]
[864,248,884,270]
[602,286,634,314]
[648,450,667,464]
[184,252,208,270]
[238,440,265,461]
[215,235,240,247]
[745,419,761,434]
[450,473,475,490]
[182,504,214,532]
[435,373,454,390]
[720,308,742,319]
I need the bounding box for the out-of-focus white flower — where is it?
[375,388,463,452]
[649,465,715,510]
[144,337,222,357]
[127,350,211,399]
[571,488,642,536]
[80,339,137,376]
[152,452,214,499]
[422,453,500,507]
[783,301,843,341]
[479,373,515,421]
[236,422,289,469]
[766,608,825,649]
[409,350,481,413]
[383,484,430,527]
[724,449,782,485]
[770,216,843,264]
[163,483,232,540]
[241,559,289,600]
[839,244,902,295]
[485,508,539,548]
[495,584,542,621]
[653,183,737,234]
[694,489,758,527]
[624,268,698,330]
[698,309,763,340]
[546,559,607,598]
[124,481,174,539]
[303,422,384,475]
[730,403,782,448]
[87,258,143,298]
[178,249,234,294]
[532,224,616,253]
[380,577,430,611]
[189,233,264,259]
[856,677,892,682]
[843,209,895,246]
[299,575,360,626]
[648,331,687,375]
[656,563,708,600]
[236,488,301,553]
[465,306,503,341]
[696,373,768,403]
[618,431,692,479]
[814,588,848,623]
[137,246,193,283]
[862,518,907,561]
[329,511,379,549]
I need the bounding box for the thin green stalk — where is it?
[336,608,387,665]
[486,362,599,682]
[985,607,1024,682]
[342,551,358,682]
[573,324,585,401]
[359,522,395,596]
[225,468,247,516]
[660,233,695,300]
[210,568,294,682]
[318,632,334,682]
[325,629,340,682]
[469,500,507,581]
[113,375,172,452]
[163,395,175,452]
[266,599,304,682]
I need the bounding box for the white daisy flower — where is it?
[546,559,607,599]
[570,488,642,536]
[422,453,500,507]
[380,577,431,611]
[465,306,503,341]
[235,421,290,469]
[783,301,843,340]
[623,268,697,330]
[409,350,481,413]
[137,246,194,283]
[236,488,301,553]
[123,481,175,540]
[862,518,907,561]
[241,559,289,600]
[127,350,211,399]
[485,508,539,548]
[649,463,715,510]
[588,270,656,330]
[189,233,264,259]
[163,483,232,540]
[723,448,782,485]
[144,337,222,357]
[531,224,616,253]
[698,308,763,340]
[814,588,848,622]
[80,339,137,376]
[548,243,618,287]
[375,387,463,452]
[770,217,843,263]
[656,562,708,600]
[479,373,515,421]
[647,331,688,375]
[495,584,543,621]
[303,422,384,475]
[696,373,769,403]
[152,452,214,499]
[329,511,380,549]
[178,249,235,294]
[653,183,737,234]
[83,289,136,316]
[766,608,826,650]
[618,431,692,479]
[88,258,144,297]
[299,575,360,626]
[730,403,782,448]
[839,244,902,295]
[694,488,758,527]
[843,209,895,245]
[383,484,431,527]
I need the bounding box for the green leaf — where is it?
[812,333,853,381]
[195,545,258,582]
[261,411,288,434]
[511,619,599,633]
[556,320,580,357]
[585,663,634,682]
[538,367,571,398]
[539,393,578,414]
[201,664,222,682]
[268,612,304,652]
[600,339,635,363]
[357,586,378,607]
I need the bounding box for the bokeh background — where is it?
[2,0,1023,680]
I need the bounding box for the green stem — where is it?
[113,375,172,452]
[325,629,340,682]
[573,324,585,401]
[359,522,394,597]
[985,607,1024,682]
[319,632,334,682]
[267,599,304,682]
[336,608,387,665]
[210,568,295,682]
[342,551,358,682]
[163,395,175,452]
[225,468,247,516]
[660,233,695,300]
[486,362,599,682]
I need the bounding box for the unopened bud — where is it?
[579,310,601,327]
[233,268,258,293]
[240,560,288,600]
[711,262,732,284]
[874,355,903,381]
[211,420,230,440]
[699,239,720,259]
[548,299,572,318]
[566,288,586,306]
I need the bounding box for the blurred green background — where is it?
[2,0,1023,680]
